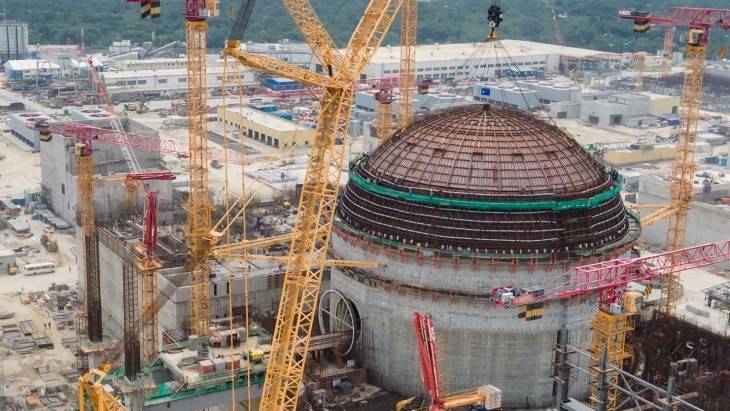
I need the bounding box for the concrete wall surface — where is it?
[330,233,594,408]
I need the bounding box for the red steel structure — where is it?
[35,121,249,165]
[619,7,730,315]
[413,312,444,410]
[508,240,730,307]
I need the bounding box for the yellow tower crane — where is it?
[224,1,406,409]
[621,7,730,314]
[634,52,646,91]
[399,0,417,129]
[661,27,676,77]
[185,0,219,337]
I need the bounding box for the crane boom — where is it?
[85,57,142,173]
[225,1,405,409]
[34,121,249,165]
[505,239,730,307]
[398,0,416,129]
[620,6,730,314]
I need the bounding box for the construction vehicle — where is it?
[123,102,148,113]
[223,1,406,409]
[497,239,730,410]
[40,228,58,252]
[396,312,501,411]
[619,7,730,315]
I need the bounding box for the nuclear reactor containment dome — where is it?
[327,105,640,408]
[338,104,630,254]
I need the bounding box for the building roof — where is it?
[0,249,14,258]
[4,59,60,71]
[336,105,633,253]
[222,105,310,133]
[10,112,54,122]
[366,39,618,65]
[101,65,234,79]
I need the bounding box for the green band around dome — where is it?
[349,167,622,212]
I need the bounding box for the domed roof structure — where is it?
[336,105,635,255]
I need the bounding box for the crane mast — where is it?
[398,0,417,129]
[77,141,103,343]
[224,1,405,408]
[661,27,675,77]
[185,0,218,337]
[620,7,730,314]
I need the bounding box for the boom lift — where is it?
[620,7,730,314]
[398,313,498,411]
[223,1,406,409]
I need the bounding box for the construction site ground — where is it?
[0,289,79,410]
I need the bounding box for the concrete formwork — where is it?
[329,232,596,408]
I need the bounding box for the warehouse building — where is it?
[3,59,60,80]
[8,112,56,151]
[100,66,255,97]
[580,92,654,127]
[354,40,619,81]
[217,105,315,149]
[472,83,542,111]
[0,21,28,62]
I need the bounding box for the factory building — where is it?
[580,92,655,127]
[115,56,225,71]
[3,59,60,80]
[472,83,542,111]
[100,66,255,97]
[354,89,469,113]
[355,40,619,81]
[217,104,316,149]
[329,105,640,407]
[8,112,56,151]
[0,21,28,62]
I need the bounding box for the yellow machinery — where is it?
[223,1,406,409]
[375,80,395,143]
[76,141,103,344]
[634,52,646,91]
[185,0,219,337]
[78,364,125,411]
[661,27,676,77]
[621,7,730,314]
[398,0,417,129]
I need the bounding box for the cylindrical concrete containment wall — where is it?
[329,105,641,408]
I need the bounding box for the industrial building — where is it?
[329,105,641,407]
[2,2,729,411]
[8,112,56,151]
[217,104,316,148]
[39,117,163,225]
[3,59,61,80]
[356,39,619,81]
[100,66,255,97]
[0,20,28,61]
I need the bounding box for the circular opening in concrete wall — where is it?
[318,289,360,355]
